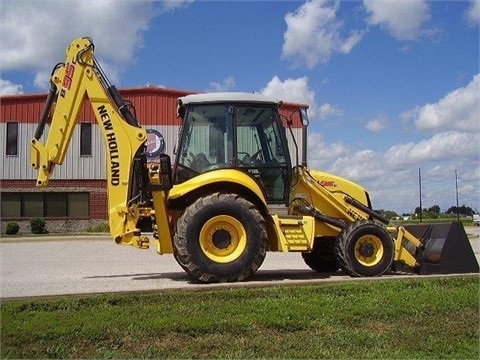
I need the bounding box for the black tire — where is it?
[335,220,394,277]
[173,192,268,283]
[302,237,340,273]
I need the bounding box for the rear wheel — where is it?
[335,220,394,277]
[302,237,340,273]
[173,192,268,283]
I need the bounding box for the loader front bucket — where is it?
[404,222,479,274]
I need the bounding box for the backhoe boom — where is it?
[31,37,150,247]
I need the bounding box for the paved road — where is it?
[1,227,479,299]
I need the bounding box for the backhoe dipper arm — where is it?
[31,37,148,247]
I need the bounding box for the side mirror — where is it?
[300,108,309,126]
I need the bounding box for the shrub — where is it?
[30,217,47,234]
[5,221,20,235]
[85,222,110,233]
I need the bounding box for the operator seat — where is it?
[190,153,211,172]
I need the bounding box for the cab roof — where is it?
[178,92,279,106]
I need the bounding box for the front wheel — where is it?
[173,192,268,283]
[335,220,394,277]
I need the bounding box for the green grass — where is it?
[1,276,479,359]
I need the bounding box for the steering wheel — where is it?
[250,149,263,162]
[237,152,251,165]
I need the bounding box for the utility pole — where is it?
[455,170,459,221]
[419,167,423,223]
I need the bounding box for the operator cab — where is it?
[174,92,292,204]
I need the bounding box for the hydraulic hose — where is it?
[293,204,347,230]
[344,195,389,224]
[108,85,140,128]
[34,82,57,140]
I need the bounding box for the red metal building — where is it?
[1,87,306,233]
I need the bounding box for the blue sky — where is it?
[1,0,479,214]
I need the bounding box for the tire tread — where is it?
[174,192,267,283]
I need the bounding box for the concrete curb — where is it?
[0,234,110,243]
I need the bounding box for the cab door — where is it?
[234,105,291,204]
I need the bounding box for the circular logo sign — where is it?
[145,129,165,157]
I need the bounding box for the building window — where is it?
[0,192,89,218]
[1,193,21,217]
[23,193,44,217]
[6,122,18,156]
[45,193,68,217]
[68,193,90,217]
[80,123,92,156]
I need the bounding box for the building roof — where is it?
[178,92,280,105]
[1,87,308,126]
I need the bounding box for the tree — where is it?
[428,205,441,214]
[376,209,398,220]
[446,205,473,216]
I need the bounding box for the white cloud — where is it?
[365,115,388,132]
[385,131,479,167]
[161,0,194,13]
[307,131,350,169]
[402,74,480,133]
[364,0,430,40]
[467,0,480,25]
[33,71,51,91]
[209,76,236,92]
[319,103,343,120]
[0,0,191,89]
[303,87,480,212]
[311,132,479,212]
[305,128,479,213]
[0,78,23,95]
[0,1,152,71]
[282,0,364,68]
[330,150,385,181]
[260,76,318,118]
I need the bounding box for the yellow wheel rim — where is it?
[199,215,247,263]
[354,234,384,266]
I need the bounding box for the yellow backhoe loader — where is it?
[31,38,478,283]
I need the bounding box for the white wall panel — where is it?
[53,124,107,179]
[2,123,39,179]
[1,123,304,180]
